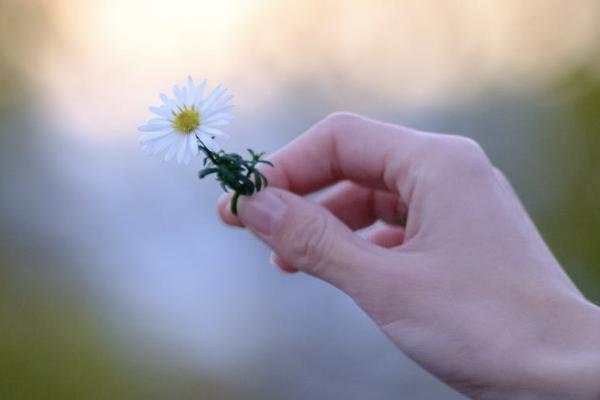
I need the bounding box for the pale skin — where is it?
[217,113,600,399]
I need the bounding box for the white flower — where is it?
[138,77,234,164]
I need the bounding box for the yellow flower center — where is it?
[172,107,201,134]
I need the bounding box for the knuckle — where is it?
[288,213,333,271]
[429,135,492,179]
[321,112,362,132]
[443,136,485,160]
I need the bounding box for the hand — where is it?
[217,113,600,399]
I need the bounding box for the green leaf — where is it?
[239,175,254,195]
[222,153,244,165]
[257,160,274,167]
[258,171,269,188]
[198,167,219,179]
[219,168,239,188]
[254,171,262,191]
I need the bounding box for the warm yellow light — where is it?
[37,0,600,139]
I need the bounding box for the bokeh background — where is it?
[1,0,599,398]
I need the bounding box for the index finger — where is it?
[261,112,426,198]
[217,113,426,226]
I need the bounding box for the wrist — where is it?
[502,298,600,400]
[541,299,600,399]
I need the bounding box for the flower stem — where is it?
[230,161,256,215]
[231,191,241,215]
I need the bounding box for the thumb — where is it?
[236,187,383,293]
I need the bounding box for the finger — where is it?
[317,181,406,230]
[219,181,407,232]
[270,225,404,273]
[270,252,298,273]
[218,113,423,227]
[270,226,403,273]
[364,225,405,248]
[236,187,389,294]
[254,112,426,197]
[218,192,244,227]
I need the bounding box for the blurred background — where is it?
[1,0,599,398]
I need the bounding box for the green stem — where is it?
[231,191,241,215]
[198,140,218,164]
[230,160,259,215]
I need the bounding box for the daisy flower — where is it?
[139,77,272,215]
[138,77,234,164]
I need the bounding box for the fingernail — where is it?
[238,190,287,235]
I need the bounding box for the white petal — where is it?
[203,112,233,123]
[199,129,230,139]
[147,117,169,125]
[203,105,234,120]
[147,133,179,155]
[199,125,227,136]
[173,85,186,107]
[193,79,207,104]
[138,122,171,132]
[188,133,199,156]
[204,111,234,120]
[199,88,218,110]
[206,88,227,110]
[185,140,194,163]
[186,76,196,104]
[180,145,189,164]
[139,131,171,144]
[213,94,234,109]
[149,105,173,118]
[183,149,193,165]
[176,135,188,164]
[165,135,182,161]
[160,93,176,108]
[183,87,192,107]
[203,119,230,127]
[198,134,220,152]
[200,85,226,113]
[205,130,230,139]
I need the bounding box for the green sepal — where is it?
[257,160,274,167]
[197,141,273,214]
[198,167,219,179]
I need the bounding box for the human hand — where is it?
[217,113,600,399]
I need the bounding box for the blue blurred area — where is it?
[0,1,599,399]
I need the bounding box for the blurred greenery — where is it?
[0,256,237,399]
[539,67,600,302]
[0,257,137,399]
